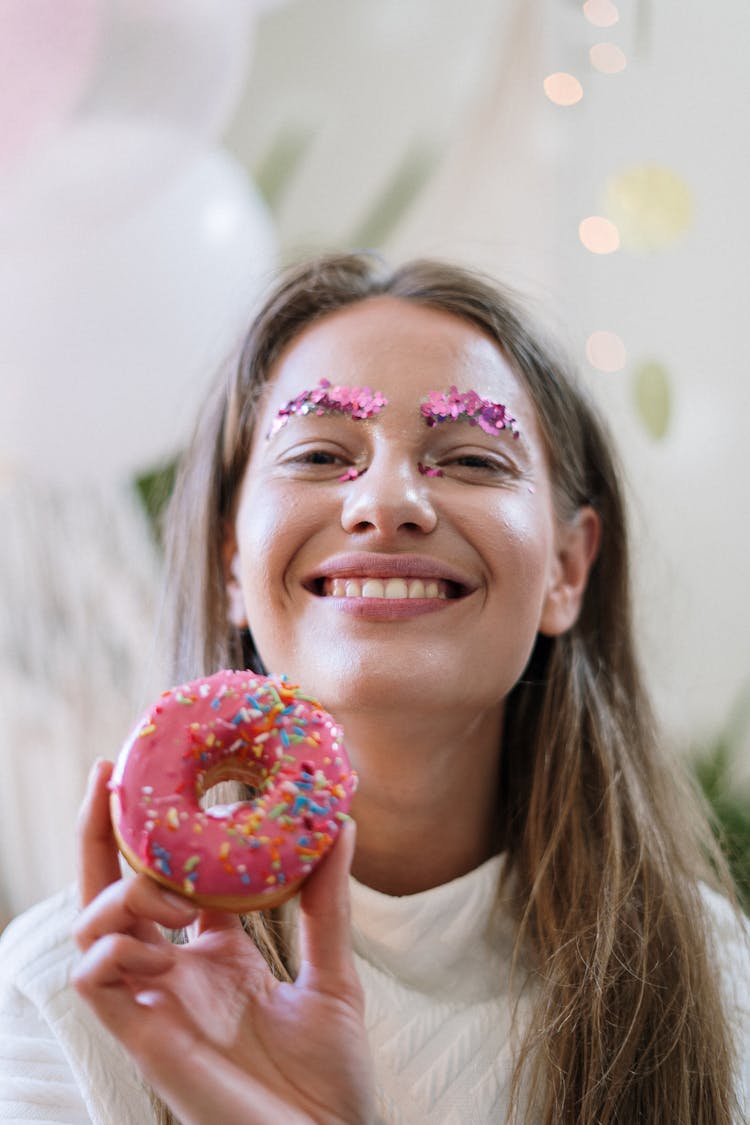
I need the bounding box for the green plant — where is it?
[134,458,179,544]
[691,689,750,912]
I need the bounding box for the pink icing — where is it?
[110,670,356,902]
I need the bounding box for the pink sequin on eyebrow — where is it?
[420,386,520,438]
[267,378,388,439]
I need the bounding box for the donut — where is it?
[109,670,357,912]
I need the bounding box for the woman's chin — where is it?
[265,656,434,719]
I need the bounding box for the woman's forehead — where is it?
[257,296,535,422]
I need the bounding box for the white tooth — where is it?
[330,578,347,597]
[345,580,363,598]
[362,579,385,598]
[384,578,408,599]
[408,579,425,599]
[424,581,439,598]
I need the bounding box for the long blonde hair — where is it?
[160,253,742,1123]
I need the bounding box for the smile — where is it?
[321,577,451,600]
[304,553,474,608]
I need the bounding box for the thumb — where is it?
[296,819,357,986]
[78,759,121,908]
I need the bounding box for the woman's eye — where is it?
[297,450,341,465]
[454,455,497,470]
[434,451,522,484]
[444,453,512,473]
[281,446,351,472]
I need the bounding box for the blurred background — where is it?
[2,0,749,922]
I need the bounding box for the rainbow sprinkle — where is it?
[113,671,357,907]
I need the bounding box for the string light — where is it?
[590,42,627,74]
[582,0,619,28]
[543,72,583,106]
[579,216,620,254]
[586,331,626,373]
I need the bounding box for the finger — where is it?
[74,974,309,1125]
[74,873,198,953]
[77,758,121,907]
[297,819,357,984]
[145,1047,310,1125]
[193,906,246,937]
[71,957,191,1073]
[72,932,176,991]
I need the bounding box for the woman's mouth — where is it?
[319,576,455,599]
[303,554,474,608]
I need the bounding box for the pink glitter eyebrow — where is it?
[420,386,520,438]
[267,378,388,439]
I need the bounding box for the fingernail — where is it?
[135,989,165,1008]
[341,817,357,844]
[88,758,112,787]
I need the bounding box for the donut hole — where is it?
[198,764,264,815]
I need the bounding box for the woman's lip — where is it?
[319,596,457,621]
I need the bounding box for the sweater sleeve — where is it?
[0,982,90,1123]
[0,890,90,1122]
[0,887,154,1125]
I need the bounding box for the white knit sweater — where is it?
[298,855,529,1123]
[1,857,750,1124]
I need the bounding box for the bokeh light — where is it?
[582,0,620,28]
[579,215,620,254]
[586,330,626,373]
[590,42,627,74]
[543,72,583,106]
[604,165,694,252]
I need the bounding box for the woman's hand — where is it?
[72,760,374,1125]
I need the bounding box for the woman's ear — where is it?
[222,526,249,629]
[538,505,601,637]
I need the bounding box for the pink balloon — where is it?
[0,0,103,173]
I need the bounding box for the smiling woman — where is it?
[1,253,748,1125]
[224,296,591,733]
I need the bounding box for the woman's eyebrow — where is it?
[267,378,388,439]
[266,380,523,446]
[421,386,521,441]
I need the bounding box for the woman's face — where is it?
[226,296,591,722]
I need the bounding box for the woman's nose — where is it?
[340,457,438,536]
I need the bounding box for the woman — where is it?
[2,253,748,1124]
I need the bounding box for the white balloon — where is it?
[0,148,277,483]
[75,0,254,144]
[0,118,206,249]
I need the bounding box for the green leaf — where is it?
[633,360,671,440]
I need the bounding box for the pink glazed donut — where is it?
[110,670,357,912]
